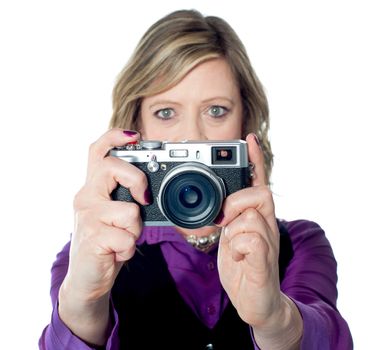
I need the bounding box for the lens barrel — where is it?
[158,163,225,229]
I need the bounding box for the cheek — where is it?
[139,121,174,140]
[141,128,172,140]
[220,108,243,139]
[212,119,242,139]
[211,123,244,140]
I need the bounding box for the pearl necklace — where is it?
[185,228,222,252]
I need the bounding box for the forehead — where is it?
[144,58,240,102]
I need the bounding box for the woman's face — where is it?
[139,58,243,141]
[139,58,243,238]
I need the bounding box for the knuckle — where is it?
[100,156,148,188]
[88,137,109,159]
[97,156,122,180]
[117,203,141,225]
[73,187,89,210]
[109,202,142,233]
[249,233,261,247]
[258,185,273,201]
[224,196,237,213]
[117,245,136,262]
[88,140,100,157]
[250,233,269,253]
[128,202,141,219]
[130,171,148,191]
[127,205,143,231]
[242,207,259,221]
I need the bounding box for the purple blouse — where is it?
[39,219,353,349]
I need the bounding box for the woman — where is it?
[39,9,353,349]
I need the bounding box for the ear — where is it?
[246,133,267,187]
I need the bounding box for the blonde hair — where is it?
[110,9,273,182]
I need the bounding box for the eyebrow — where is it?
[149,97,235,109]
[149,100,182,109]
[201,97,235,104]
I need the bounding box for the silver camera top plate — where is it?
[110,139,248,168]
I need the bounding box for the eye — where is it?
[155,108,175,120]
[207,105,228,118]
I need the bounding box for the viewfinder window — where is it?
[212,146,237,164]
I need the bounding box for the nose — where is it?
[181,114,207,141]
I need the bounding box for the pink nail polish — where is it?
[144,188,153,204]
[213,210,224,225]
[123,130,138,137]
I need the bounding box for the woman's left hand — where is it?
[216,133,282,329]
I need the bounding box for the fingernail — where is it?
[213,210,224,225]
[144,188,153,204]
[123,130,138,137]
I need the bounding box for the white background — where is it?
[1,1,382,348]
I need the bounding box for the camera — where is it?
[110,140,251,229]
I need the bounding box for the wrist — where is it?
[58,279,111,346]
[251,293,303,350]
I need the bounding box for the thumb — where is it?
[246,133,267,186]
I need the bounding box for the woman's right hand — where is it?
[58,128,149,345]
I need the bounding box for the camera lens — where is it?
[179,185,203,208]
[158,163,225,229]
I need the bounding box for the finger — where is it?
[215,186,278,235]
[96,223,138,262]
[219,228,269,270]
[246,133,267,187]
[87,128,140,177]
[230,232,268,265]
[97,201,142,239]
[74,203,142,262]
[223,208,278,250]
[85,156,150,205]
